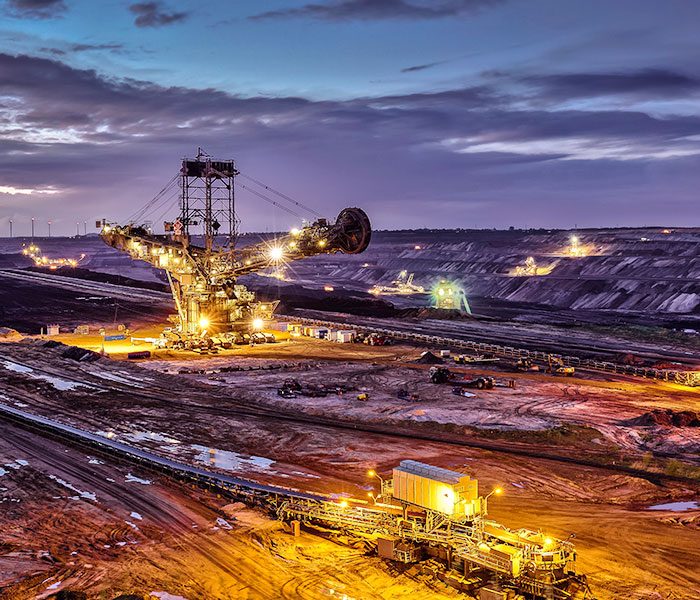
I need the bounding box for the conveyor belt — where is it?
[0,402,327,503]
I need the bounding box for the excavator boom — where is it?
[100,207,371,339]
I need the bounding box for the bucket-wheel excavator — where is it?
[100,150,371,347]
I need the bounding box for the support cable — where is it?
[233,181,301,218]
[126,173,180,224]
[239,173,323,218]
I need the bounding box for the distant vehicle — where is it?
[277,378,301,398]
[546,356,575,376]
[283,378,302,392]
[250,332,267,344]
[454,354,499,365]
[515,357,540,372]
[429,366,452,384]
[235,333,251,345]
[457,376,495,390]
[553,366,575,376]
[430,367,495,390]
[364,333,391,346]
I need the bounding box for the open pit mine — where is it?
[0,153,698,600]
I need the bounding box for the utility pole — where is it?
[8,220,12,238]
[76,221,80,237]
[83,221,87,236]
[48,220,52,237]
[31,217,35,239]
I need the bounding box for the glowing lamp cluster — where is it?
[268,246,284,261]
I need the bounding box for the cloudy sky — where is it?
[1,0,699,235]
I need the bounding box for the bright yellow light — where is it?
[252,318,264,331]
[317,239,327,248]
[367,469,376,478]
[543,537,554,548]
[103,225,111,233]
[494,487,503,496]
[198,316,210,329]
[338,500,349,508]
[269,246,284,261]
[290,227,300,236]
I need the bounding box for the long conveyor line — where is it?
[0,402,596,599]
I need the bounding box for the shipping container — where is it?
[336,330,356,343]
[391,460,480,517]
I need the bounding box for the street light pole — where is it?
[483,486,504,516]
[367,469,385,501]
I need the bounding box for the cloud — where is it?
[40,43,125,57]
[401,60,445,73]
[129,1,188,27]
[1,52,699,231]
[6,0,66,19]
[250,0,504,21]
[520,69,700,100]
[0,185,61,195]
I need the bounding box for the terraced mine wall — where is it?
[1,228,698,321]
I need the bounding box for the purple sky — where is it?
[1,0,699,235]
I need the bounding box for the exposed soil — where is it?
[1,338,699,599]
[0,421,458,600]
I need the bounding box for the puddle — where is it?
[647,501,699,512]
[2,360,93,391]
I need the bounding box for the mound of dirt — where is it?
[61,345,102,362]
[0,327,22,342]
[413,351,444,364]
[628,409,700,428]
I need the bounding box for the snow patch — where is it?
[48,475,97,502]
[125,473,151,485]
[191,444,275,473]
